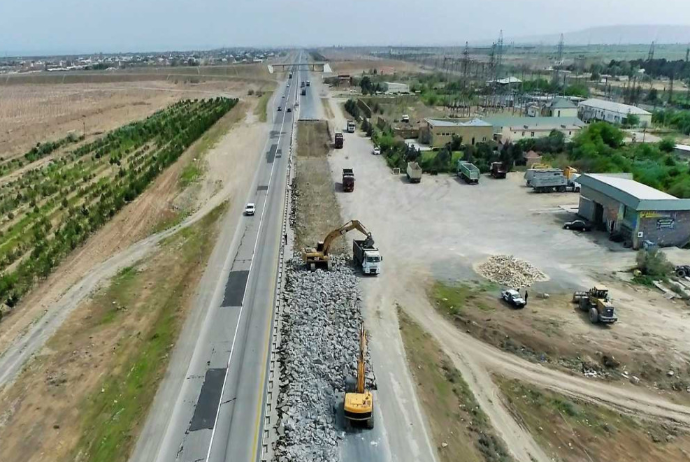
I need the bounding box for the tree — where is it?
[626,114,640,127]
[659,137,676,153]
[434,148,451,172]
[360,76,373,95]
[646,88,659,103]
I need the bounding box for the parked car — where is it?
[501,289,526,308]
[244,203,256,216]
[563,220,592,231]
[372,147,381,155]
[277,106,282,111]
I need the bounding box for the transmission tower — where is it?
[647,41,655,61]
[462,41,470,84]
[556,33,564,65]
[496,30,504,81]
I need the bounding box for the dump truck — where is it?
[301,88,306,96]
[347,120,356,133]
[301,81,305,88]
[457,160,480,184]
[530,169,567,193]
[344,324,374,429]
[334,132,344,149]
[342,168,355,192]
[306,80,311,86]
[572,286,617,324]
[353,239,382,275]
[490,162,507,179]
[406,162,422,183]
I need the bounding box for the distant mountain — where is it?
[511,25,690,45]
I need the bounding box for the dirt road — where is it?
[322,92,690,461]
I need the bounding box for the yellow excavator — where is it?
[303,220,373,271]
[344,323,374,429]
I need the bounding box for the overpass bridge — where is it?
[268,62,330,73]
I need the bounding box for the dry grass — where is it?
[321,98,335,119]
[497,376,690,462]
[293,120,347,255]
[0,203,226,462]
[398,308,513,462]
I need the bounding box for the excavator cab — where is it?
[344,324,374,429]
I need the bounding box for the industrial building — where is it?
[578,98,652,126]
[577,174,690,249]
[482,116,585,142]
[545,98,578,118]
[423,118,493,148]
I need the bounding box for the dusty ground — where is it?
[293,120,347,256]
[0,204,224,462]
[320,49,426,76]
[0,79,272,157]
[0,96,267,366]
[399,308,513,462]
[498,377,690,462]
[322,87,690,461]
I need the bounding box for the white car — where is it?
[244,203,256,216]
[372,147,381,155]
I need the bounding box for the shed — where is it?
[577,174,690,249]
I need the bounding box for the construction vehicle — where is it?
[529,169,567,193]
[344,323,374,429]
[306,80,311,86]
[334,132,344,149]
[301,81,305,88]
[347,120,356,133]
[406,162,422,183]
[457,160,480,184]
[563,166,581,192]
[490,162,507,179]
[353,239,382,275]
[342,168,355,192]
[303,220,374,271]
[572,286,617,324]
[675,265,690,277]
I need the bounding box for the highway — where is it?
[132,53,304,462]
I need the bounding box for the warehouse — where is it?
[423,118,493,148]
[483,116,584,142]
[577,174,690,249]
[578,98,652,126]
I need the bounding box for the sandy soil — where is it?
[320,50,426,76]
[0,80,271,157]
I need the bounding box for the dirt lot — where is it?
[498,377,690,462]
[0,204,224,462]
[319,49,426,76]
[0,79,272,157]
[293,120,347,256]
[322,89,690,461]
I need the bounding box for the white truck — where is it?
[406,162,422,183]
[347,120,356,133]
[353,239,383,275]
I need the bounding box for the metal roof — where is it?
[578,98,651,116]
[578,174,690,211]
[482,116,584,130]
[426,118,492,128]
[549,98,577,109]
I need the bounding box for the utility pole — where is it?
[462,41,470,87]
[668,74,674,105]
[557,33,564,64]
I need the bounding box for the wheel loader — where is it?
[572,285,617,324]
[344,323,374,429]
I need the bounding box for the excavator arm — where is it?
[356,324,366,394]
[319,220,373,256]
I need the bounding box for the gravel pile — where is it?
[273,256,374,462]
[478,255,547,288]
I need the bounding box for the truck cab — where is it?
[347,120,356,133]
[353,239,382,275]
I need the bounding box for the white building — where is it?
[578,98,652,126]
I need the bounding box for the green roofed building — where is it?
[577,174,690,249]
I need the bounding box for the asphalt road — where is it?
[131,54,302,462]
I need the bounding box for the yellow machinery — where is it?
[563,166,579,180]
[572,285,618,324]
[344,323,374,429]
[303,220,373,271]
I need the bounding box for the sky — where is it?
[1,0,690,55]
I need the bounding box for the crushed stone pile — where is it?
[477,255,547,288]
[273,256,374,462]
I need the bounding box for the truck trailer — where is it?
[343,168,355,192]
[406,162,422,183]
[353,239,382,275]
[530,169,567,193]
[457,161,480,184]
[335,132,344,149]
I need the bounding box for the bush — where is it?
[636,249,673,280]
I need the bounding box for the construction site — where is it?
[3,15,690,462]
